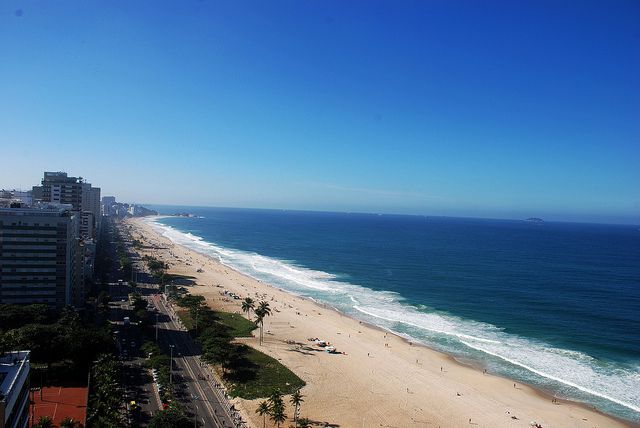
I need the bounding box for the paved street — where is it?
[151,293,240,427]
[108,284,161,425]
[108,221,246,427]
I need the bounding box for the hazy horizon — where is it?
[138,203,636,226]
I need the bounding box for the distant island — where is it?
[525,217,544,223]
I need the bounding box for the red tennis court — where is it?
[31,386,87,427]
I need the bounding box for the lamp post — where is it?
[195,307,199,336]
[191,394,199,428]
[194,403,198,428]
[169,345,175,385]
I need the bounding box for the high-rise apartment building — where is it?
[36,173,101,240]
[81,184,101,221]
[40,172,82,211]
[0,205,80,307]
[101,196,116,216]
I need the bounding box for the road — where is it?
[111,220,246,427]
[108,284,161,425]
[151,293,241,427]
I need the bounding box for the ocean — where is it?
[147,206,640,422]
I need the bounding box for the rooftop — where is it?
[0,203,73,216]
[0,351,30,400]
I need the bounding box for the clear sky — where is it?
[1,1,638,224]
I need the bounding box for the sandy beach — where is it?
[126,217,633,428]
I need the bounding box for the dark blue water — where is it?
[149,206,640,421]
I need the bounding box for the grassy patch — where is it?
[175,299,301,400]
[176,309,194,329]
[164,273,196,280]
[227,346,305,400]
[215,312,256,337]
[177,309,256,337]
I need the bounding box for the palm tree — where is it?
[33,416,53,428]
[298,417,312,428]
[254,311,264,345]
[241,297,255,321]
[268,389,286,428]
[256,400,270,428]
[290,389,304,426]
[59,417,81,428]
[253,301,272,345]
[270,405,286,428]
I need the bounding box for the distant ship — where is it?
[525,217,544,223]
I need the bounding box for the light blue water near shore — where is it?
[147,206,640,422]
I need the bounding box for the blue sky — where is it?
[1,1,638,224]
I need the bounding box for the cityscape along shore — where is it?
[128,217,631,428]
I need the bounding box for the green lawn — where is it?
[227,346,306,400]
[215,311,256,337]
[177,308,256,337]
[176,309,195,329]
[176,303,303,399]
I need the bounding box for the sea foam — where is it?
[145,217,640,420]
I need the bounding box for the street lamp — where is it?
[194,403,198,428]
[155,313,159,342]
[191,394,200,428]
[195,307,199,336]
[169,345,175,385]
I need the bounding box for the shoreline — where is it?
[286,295,635,427]
[127,216,636,427]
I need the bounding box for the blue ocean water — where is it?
[148,206,640,421]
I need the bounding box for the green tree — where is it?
[177,294,206,310]
[0,304,53,329]
[131,293,147,312]
[97,291,111,312]
[253,301,272,345]
[256,400,270,428]
[148,406,192,428]
[87,354,123,427]
[33,416,53,428]
[59,416,81,427]
[268,389,287,428]
[290,389,304,426]
[298,417,312,428]
[241,297,255,321]
[198,323,233,366]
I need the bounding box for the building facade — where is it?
[101,196,116,216]
[40,172,82,211]
[0,351,30,428]
[81,184,101,235]
[0,205,80,307]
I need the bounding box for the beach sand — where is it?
[126,217,633,428]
